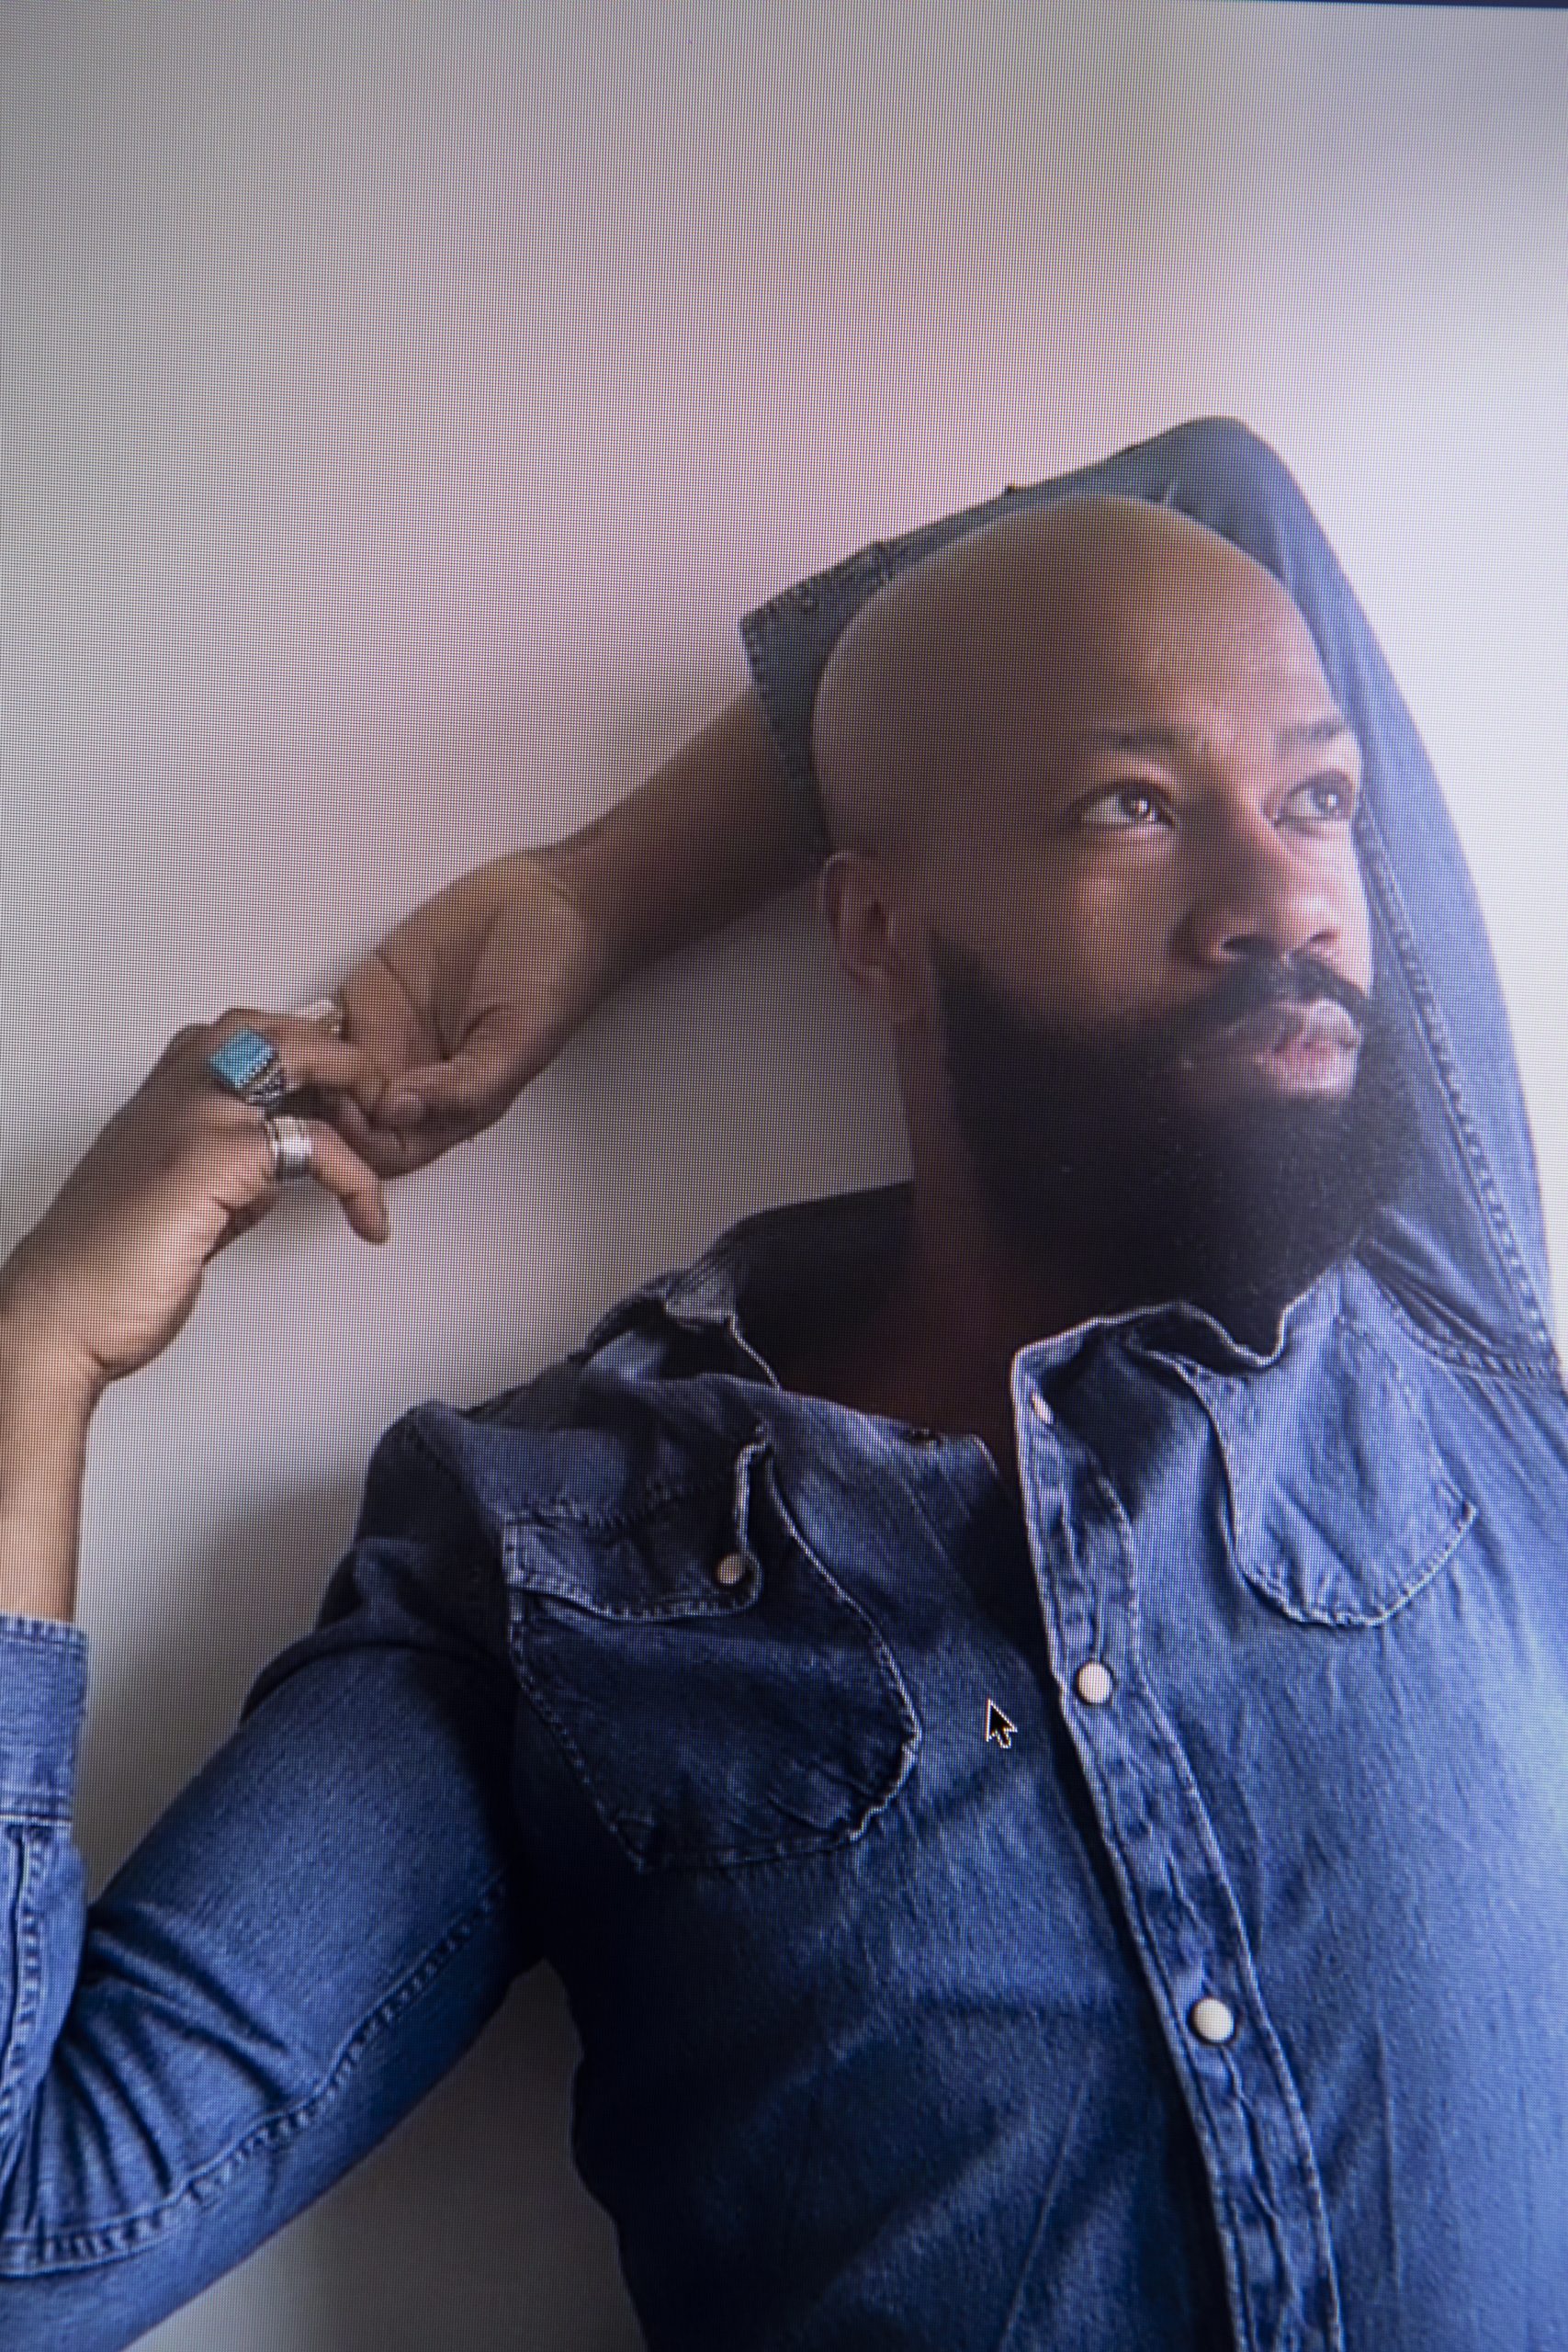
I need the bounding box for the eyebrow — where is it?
[1069,715,1358,758]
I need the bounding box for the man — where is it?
[0,420,1563,2350]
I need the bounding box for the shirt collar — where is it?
[581,1180,1338,1385]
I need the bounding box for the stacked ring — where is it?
[207,1000,345,1183]
[262,1113,315,1182]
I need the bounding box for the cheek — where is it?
[968,881,1168,1029]
[930,848,1186,1025]
[1049,871,1179,1023]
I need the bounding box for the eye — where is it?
[1288,775,1359,824]
[1078,786,1171,831]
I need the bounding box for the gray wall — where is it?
[6,3,1565,2344]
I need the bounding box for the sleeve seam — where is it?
[0,1826,44,2142]
[1356,805,1559,1359]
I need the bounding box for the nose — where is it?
[1180,814,1346,972]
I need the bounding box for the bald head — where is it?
[810,494,1331,862]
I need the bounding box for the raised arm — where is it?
[0,1020,536,2348]
[734,414,1559,1364]
[344,417,1557,1371]
[333,687,820,1172]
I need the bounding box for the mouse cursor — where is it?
[985,1699,1017,1749]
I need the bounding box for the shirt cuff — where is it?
[0,1611,88,1823]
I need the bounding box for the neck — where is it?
[886,1159,1114,1417]
[776,1154,1111,1500]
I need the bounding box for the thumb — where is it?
[380,1015,543,1131]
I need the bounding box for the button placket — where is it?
[1022,1387,1338,2347]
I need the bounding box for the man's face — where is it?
[918,552,1374,1069]
[905,545,1416,1339]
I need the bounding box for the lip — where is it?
[1178,997,1361,1094]
[1189,999,1360,1063]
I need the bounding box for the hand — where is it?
[325,849,617,1181]
[0,1010,392,1400]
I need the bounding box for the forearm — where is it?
[536,685,821,989]
[0,1290,101,1624]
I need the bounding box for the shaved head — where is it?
[811,494,1330,864]
[809,488,1415,1347]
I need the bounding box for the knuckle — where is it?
[209,1097,265,1148]
[154,1022,209,1071]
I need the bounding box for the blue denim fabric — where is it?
[2,420,1565,2351]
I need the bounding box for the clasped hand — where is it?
[322,845,616,1178]
[0,848,615,1401]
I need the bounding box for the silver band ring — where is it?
[264,1113,315,1182]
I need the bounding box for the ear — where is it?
[818,850,928,1026]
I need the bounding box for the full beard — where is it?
[930,933,1419,1352]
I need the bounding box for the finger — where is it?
[326,1091,422,1171]
[198,1010,391,1122]
[377,1017,535,1131]
[325,1091,380,1158]
[336,960,429,1096]
[153,1022,210,1070]
[276,1117,392,1243]
[383,1106,472,1173]
[293,996,346,1034]
[325,1091,470,1180]
[195,1108,377,1255]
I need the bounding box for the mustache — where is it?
[1164,953,1371,1059]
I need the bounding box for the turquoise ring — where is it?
[207,1025,290,1110]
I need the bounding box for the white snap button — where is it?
[1075,1660,1114,1706]
[1030,1393,1054,1424]
[1189,1996,1236,2045]
[714,1551,749,1589]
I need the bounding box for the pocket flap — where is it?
[504,1433,768,1621]
[501,1428,919,1870]
[1183,1311,1475,1628]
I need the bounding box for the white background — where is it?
[6,3,1565,2344]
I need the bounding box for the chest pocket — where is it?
[1177,1308,1476,1629]
[502,1430,920,1871]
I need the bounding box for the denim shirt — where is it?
[2,421,1565,2352]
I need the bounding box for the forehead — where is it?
[980,581,1357,783]
[1063,705,1361,770]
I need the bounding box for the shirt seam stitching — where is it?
[1356,805,1556,1357]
